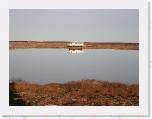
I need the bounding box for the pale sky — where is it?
[10,9,139,42]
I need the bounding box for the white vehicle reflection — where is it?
[68,49,84,54]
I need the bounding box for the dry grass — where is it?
[9,41,139,50]
[9,79,139,106]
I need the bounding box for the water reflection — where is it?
[68,49,84,54]
[68,47,84,54]
[9,49,139,84]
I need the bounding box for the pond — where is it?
[9,49,139,84]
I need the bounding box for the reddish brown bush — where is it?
[9,79,139,106]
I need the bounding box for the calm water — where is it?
[9,49,139,84]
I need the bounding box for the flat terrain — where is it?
[9,41,139,50]
[9,80,139,106]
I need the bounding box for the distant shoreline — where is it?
[9,41,139,50]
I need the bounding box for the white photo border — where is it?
[0,0,149,116]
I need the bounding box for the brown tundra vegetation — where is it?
[9,41,139,50]
[9,79,139,106]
